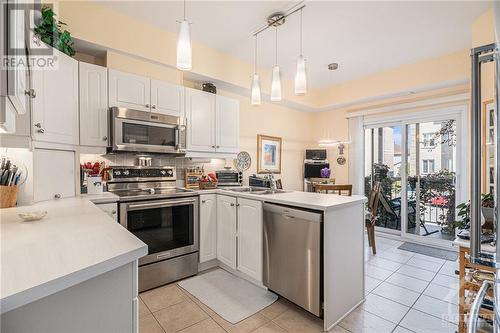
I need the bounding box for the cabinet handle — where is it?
[34,123,42,128]
[111,210,117,215]
[211,145,216,148]
[201,200,206,203]
[145,104,150,108]
[102,136,108,141]
[216,145,220,149]
[37,128,45,133]
[230,203,235,207]
[54,193,61,199]
[152,105,156,109]
[25,89,36,98]
[236,203,240,207]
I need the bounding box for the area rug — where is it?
[398,242,458,261]
[178,269,278,324]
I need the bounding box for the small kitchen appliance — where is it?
[215,169,243,187]
[107,166,198,292]
[303,149,329,192]
[109,107,186,155]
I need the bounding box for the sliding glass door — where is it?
[364,110,464,246]
[364,125,403,233]
[405,120,457,242]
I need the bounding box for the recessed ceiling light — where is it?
[328,63,339,71]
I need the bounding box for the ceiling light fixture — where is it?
[270,27,282,102]
[294,8,306,95]
[176,0,192,71]
[251,35,261,105]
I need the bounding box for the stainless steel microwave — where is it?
[109,107,186,154]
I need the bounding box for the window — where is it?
[423,159,435,174]
[422,133,436,147]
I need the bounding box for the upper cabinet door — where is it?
[108,69,150,112]
[185,88,216,152]
[79,62,108,147]
[31,49,79,145]
[216,96,240,153]
[150,80,184,117]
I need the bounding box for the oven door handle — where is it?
[127,199,197,211]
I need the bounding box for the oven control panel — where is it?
[110,167,176,181]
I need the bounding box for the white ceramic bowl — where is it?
[18,211,47,222]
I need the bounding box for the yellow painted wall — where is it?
[56,0,318,109]
[56,1,495,187]
[106,52,315,191]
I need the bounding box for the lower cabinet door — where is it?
[216,195,237,269]
[237,198,263,282]
[199,194,217,263]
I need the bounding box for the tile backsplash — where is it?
[80,152,230,185]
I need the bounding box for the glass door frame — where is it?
[363,104,468,248]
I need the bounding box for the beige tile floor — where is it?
[139,235,460,333]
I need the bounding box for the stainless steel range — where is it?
[108,166,199,292]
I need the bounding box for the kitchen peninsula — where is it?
[0,194,147,333]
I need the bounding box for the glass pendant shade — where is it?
[176,20,192,71]
[251,74,261,105]
[294,55,307,95]
[270,66,282,102]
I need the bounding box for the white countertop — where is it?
[0,196,147,314]
[79,192,120,204]
[204,189,367,211]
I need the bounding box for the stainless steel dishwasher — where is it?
[262,202,323,317]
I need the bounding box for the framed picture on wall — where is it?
[257,134,282,174]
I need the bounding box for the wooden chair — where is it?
[366,182,382,255]
[313,184,352,196]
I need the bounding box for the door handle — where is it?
[145,103,150,108]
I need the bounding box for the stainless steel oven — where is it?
[119,195,198,291]
[109,107,186,154]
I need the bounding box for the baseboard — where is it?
[324,298,366,332]
[198,259,218,272]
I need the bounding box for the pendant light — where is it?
[251,35,261,105]
[176,0,192,71]
[294,8,306,95]
[270,27,282,102]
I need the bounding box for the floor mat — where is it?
[178,269,278,324]
[397,242,458,261]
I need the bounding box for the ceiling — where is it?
[95,1,492,89]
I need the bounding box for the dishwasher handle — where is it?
[263,203,322,222]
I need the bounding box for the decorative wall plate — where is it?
[234,151,251,172]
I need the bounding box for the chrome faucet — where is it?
[264,169,277,192]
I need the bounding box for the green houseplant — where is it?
[34,6,75,57]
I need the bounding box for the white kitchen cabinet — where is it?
[79,62,108,147]
[199,194,217,263]
[216,195,237,269]
[236,198,263,282]
[33,148,76,202]
[108,69,150,112]
[151,79,184,117]
[216,96,240,153]
[1,0,30,120]
[31,49,79,145]
[96,202,118,221]
[185,88,240,156]
[185,88,216,152]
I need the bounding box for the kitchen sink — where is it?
[224,187,288,195]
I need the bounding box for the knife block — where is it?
[0,185,18,208]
